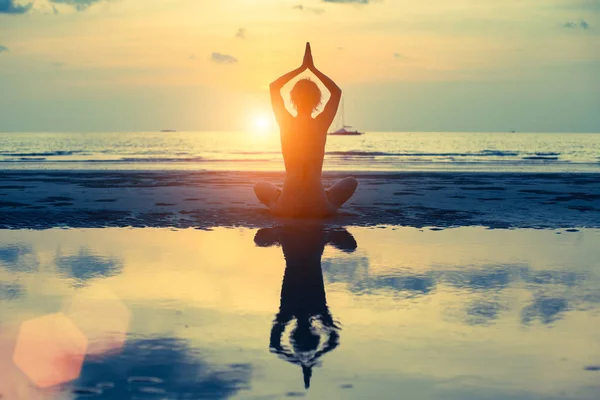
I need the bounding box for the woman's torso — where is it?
[274,117,335,217]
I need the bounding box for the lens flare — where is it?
[13,313,88,388]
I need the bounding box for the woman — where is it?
[254,42,358,218]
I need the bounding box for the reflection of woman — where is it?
[254,43,358,218]
[254,224,357,389]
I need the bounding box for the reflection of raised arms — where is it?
[309,330,339,363]
[303,43,342,130]
[269,322,300,364]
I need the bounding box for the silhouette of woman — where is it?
[254,223,357,389]
[254,43,358,218]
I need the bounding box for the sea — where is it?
[1,131,599,172]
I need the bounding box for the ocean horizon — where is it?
[2,131,599,172]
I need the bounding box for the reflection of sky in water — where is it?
[77,337,251,399]
[0,244,39,272]
[322,260,595,326]
[0,227,599,399]
[54,248,123,285]
[0,282,24,301]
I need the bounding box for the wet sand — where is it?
[1,171,599,229]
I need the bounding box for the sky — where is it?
[0,0,599,132]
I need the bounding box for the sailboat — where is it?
[328,97,364,136]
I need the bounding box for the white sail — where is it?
[328,97,364,136]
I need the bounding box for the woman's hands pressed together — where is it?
[302,42,314,71]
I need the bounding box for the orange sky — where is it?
[1,0,599,131]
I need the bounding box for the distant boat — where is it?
[329,126,364,136]
[160,129,177,133]
[328,97,364,136]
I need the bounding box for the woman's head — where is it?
[290,78,322,115]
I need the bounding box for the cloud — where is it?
[0,282,24,301]
[393,53,411,63]
[293,4,325,13]
[75,337,252,398]
[322,259,593,326]
[0,45,8,53]
[235,28,246,39]
[563,19,591,29]
[560,0,600,14]
[49,0,108,12]
[521,296,568,325]
[322,0,371,3]
[0,244,39,272]
[210,52,238,64]
[55,248,123,284]
[0,0,32,14]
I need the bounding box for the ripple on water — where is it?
[72,387,103,396]
[139,387,167,394]
[96,382,115,389]
[127,376,165,384]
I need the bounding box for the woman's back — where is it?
[280,116,327,180]
[276,115,332,217]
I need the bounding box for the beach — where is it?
[1,132,600,399]
[3,0,599,396]
[1,170,599,229]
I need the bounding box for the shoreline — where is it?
[1,170,599,230]
[2,164,599,173]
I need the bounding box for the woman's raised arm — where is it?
[303,43,342,129]
[270,63,306,124]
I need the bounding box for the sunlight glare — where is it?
[251,114,273,136]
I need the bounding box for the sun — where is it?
[250,113,273,136]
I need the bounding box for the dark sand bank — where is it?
[1,171,599,229]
